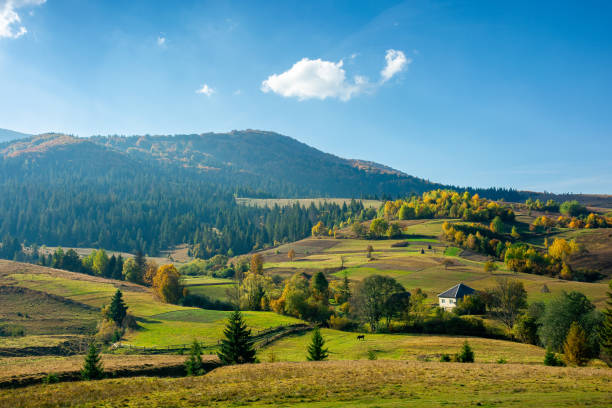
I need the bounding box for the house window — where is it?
[441,299,445,303]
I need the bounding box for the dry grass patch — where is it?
[1,360,610,407]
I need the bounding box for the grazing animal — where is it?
[357,335,365,341]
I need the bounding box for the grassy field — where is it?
[0,261,301,349]
[1,360,610,407]
[259,328,546,364]
[236,197,383,209]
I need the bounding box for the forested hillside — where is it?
[0,132,609,258]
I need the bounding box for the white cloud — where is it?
[380,49,410,83]
[157,36,166,46]
[261,58,367,101]
[0,0,46,39]
[233,89,241,95]
[196,84,215,96]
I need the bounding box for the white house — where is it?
[437,283,475,311]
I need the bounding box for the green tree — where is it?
[306,327,329,361]
[105,289,128,325]
[483,260,499,273]
[122,258,142,284]
[386,222,402,238]
[134,249,147,279]
[539,291,602,353]
[81,343,104,380]
[92,249,109,276]
[563,321,590,366]
[560,200,588,217]
[487,278,527,329]
[185,340,205,376]
[369,218,389,238]
[311,271,329,299]
[339,271,351,303]
[217,310,256,365]
[398,204,415,220]
[456,341,474,363]
[489,216,504,234]
[353,275,406,332]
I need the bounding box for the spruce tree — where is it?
[107,289,128,325]
[217,310,256,365]
[81,343,104,380]
[457,341,474,363]
[563,321,589,366]
[135,250,147,280]
[185,340,204,376]
[306,327,328,361]
[602,279,612,365]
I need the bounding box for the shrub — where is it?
[42,373,59,384]
[328,315,354,330]
[439,353,451,362]
[0,324,25,337]
[367,349,377,360]
[95,319,122,344]
[456,341,474,363]
[497,358,507,364]
[544,349,564,366]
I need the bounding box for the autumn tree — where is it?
[287,249,296,262]
[250,253,264,275]
[153,264,183,304]
[563,321,589,366]
[369,218,389,238]
[311,221,328,237]
[489,216,504,234]
[143,260,159,286]
[484,260,499,273]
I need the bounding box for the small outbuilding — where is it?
[437,283,475,311]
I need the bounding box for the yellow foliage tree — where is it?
[563,321,589,366]
[287,249,296,262]
[152,264,182,304]
[250,254,264,275]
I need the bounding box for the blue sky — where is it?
[1,0,611,194]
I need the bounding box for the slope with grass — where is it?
[258,219,610,308]
[1,360,610,407]
[0,260,301,350]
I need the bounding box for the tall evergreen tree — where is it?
[112,255,124,280]
[185,340,205,376]
[306,327,328,361]
[135,250,147,278]
[81,343,104,380]
[217,310,256,365]
[106,289,128,325]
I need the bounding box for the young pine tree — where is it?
[106,289,128,325]
[217,310,256,365]
[185,340,204,376]
[81,343,104,380]
[563,321,589,366]
[306,327,329,361]
[457,341,475,363]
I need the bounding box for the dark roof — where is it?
[437,283,475,299]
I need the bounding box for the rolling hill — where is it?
[0,128,31,143]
